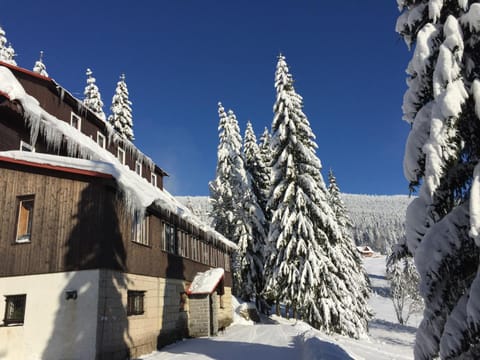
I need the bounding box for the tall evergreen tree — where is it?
[32,51,48,77]
[264,54,365,336]
[0,26,16,65]
[243,121,270,220]
[209,102,238,241]
[83,68,106,121]
[238,121,269,302]
[396,1,480,358]
[108,74,134,141]
[210,105,262,297]
[327,169,371,336]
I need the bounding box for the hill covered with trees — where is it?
[177,194,412,254]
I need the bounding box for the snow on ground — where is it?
[139,256,419,360]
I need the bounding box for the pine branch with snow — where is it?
[396,1,480,358]
[83,68,105,121]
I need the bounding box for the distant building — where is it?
[356,245,375,257]
[0,61,235,359]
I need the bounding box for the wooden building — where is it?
[0,62,235,359]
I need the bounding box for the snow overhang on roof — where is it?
[0,151,114,179]
[0,65,237,251]
[187,268,225,295]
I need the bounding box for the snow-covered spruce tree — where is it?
[0,26,16,65]
[264,54,368,337]
[83,68,106,121]
[108,74,134,141]
[396,2,480,358]
[209,105,266,300]
[32,51,48,77]
[244,121,270,222]
[386,254,422,326]
[209,102,237,241]
[327,169,372,332]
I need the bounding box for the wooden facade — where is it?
[0,159,232,286]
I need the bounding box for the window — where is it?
[164,223,176,254]
[135,160,142,176]
[151,173,157,187]
[16,196,34,243]
[127,291,145,316]
[117,147,125,165]
[19,140,34,152]
[3,294,26,325]
[97,132,106,149]
[70,112,81,130]
[132,214,149,246]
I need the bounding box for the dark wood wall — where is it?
[0,164,231,286]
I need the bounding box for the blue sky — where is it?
[2,0,412,196]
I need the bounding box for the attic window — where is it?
[117,147,125,165]
[97,132,106,149]
[70,112,81,131]
[135,160,142,176]
[151,173,157,187]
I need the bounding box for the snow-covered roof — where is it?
[187,268,225,295]
[0,65,236,251]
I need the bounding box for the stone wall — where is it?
[97,270,188,359]
[188,294,210,337]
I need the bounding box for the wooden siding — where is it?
[0,164,232,286]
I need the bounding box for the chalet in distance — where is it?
[0,61,235,359]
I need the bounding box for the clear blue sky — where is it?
[2,0,412,196]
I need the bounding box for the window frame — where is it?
[132,214,150,246]
[19,140,34,152]
[117,147,126,165]
[15,195,35,244]
[135,160,142,176]
[70,112,81,131]
[164,223,176,254]
[97,132,106,149]
[151,173,157,187]
[3,294,27,326]
[127,290,145,316]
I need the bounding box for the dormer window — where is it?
[70,112,81,131]
[97,132,106,149]
[151,173,157,187]
[135,160,142,176]
[117,147,125,165]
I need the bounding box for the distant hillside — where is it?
[176,194,413,254]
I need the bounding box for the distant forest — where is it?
[177,194,412,254]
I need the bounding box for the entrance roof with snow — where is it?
[187,268,225,295]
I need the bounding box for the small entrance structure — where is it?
[187,268,225,337]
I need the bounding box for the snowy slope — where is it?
[140,256,418,360]
[176,195,413,254]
